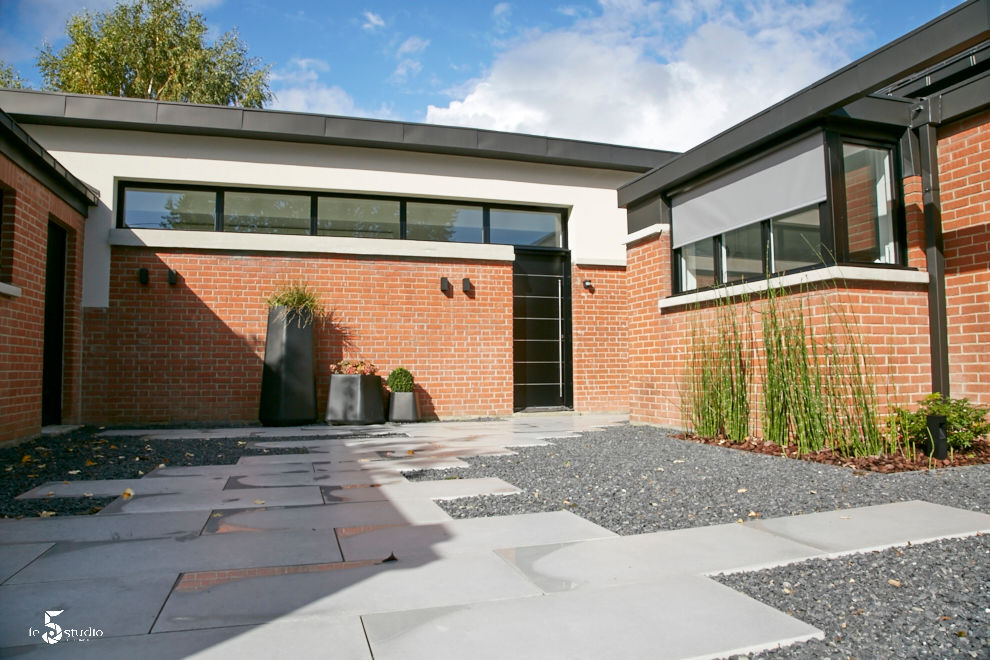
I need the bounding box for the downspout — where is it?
[913,98,950,397]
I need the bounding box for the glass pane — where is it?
[771,206,821,272]
[317,197,400,239]
[490,209,562,247]
[123,188,215,231]
[723,223,764,282]
[406,202,483,243]
[843,143,895,264]
[680,239,716,291]
[223,191,311,235]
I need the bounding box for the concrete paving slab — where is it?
[99,425,398,440]
[234,453,328,465]
[0,543,53,584]
[229,470,407,489]
[144,463,316,478]
[745,500,990,556]
[0,572,178,647]
[315,457,470,471]
[361,576,823,660]
[320,477,520,505]
[0,618,373,660]
[154,553,545,633]
[0,511,211,544]
[100,485,324,514]
[17,476,227,499]
[202,499,450,534]
[339,511,617,562]
[495,523,825,592]
[7,529,343,584]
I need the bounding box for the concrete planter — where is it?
[326,374,385,425]
[259,306,316,426]
[388,391,420,423]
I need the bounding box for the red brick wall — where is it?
[571,264,628,412]
[938,109,990,406]
[0,152,87,444]
[82,248,515,424]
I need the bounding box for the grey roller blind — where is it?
[671,132,826,249]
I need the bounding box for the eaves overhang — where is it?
[617,0,990,208]
[0,89,678,174]
[0,107,98,215]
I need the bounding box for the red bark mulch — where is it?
[678,433,990,473]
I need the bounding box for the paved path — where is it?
[2,415,988,658]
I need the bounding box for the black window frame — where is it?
[116,181,568,249]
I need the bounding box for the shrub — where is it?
[386,367,414,392]
[265,282,322,326]
[330,360,377,376]
[892,393,990,451]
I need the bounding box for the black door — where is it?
[513,247,571,411]
[42,222,67,425]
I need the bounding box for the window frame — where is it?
[116,181,568,249]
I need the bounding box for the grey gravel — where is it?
[406,423,990,658]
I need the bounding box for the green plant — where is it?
[892,393,990,451]
[265,282,322,326]
[330,360,377,376]
[386,367,414,392]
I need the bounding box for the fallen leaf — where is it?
[840,515,851,519]
[888,579,902,588]
[83,493,93,498]
[655,467,664,471]
[737,488,748,493]
[211,512,223,518]
[21,455,32,464]
[747,510,760,518]
[68,469,80,475]
[46,491,54,497]
[736,518,744,524]
[406,450,415,455]
[957,631,967,638]
[85,459,97,467]
[121,488,135,500]
[254,499,265,505]
[39,511,56,518]
[672,459,685,464]
[939,616,952,621]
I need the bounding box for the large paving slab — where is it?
[229,469,407,488]
[0,619,372,660]
[0,511,211,544]
[99,425,398,440]
[495,523,824,592]
[17,476,227,499]
[361,575,823,660]
[153,553,544,633]
[0,572,179,647]
[202,499,451,534]
[338,511,617,562]
[7,529,343,583]
[99,485,324,514]
[320,477,520,504]
[144,463,317,478]
[0,542,53,583]
[744,500,990,556]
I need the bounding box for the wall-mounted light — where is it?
[462,278,472,293]
[440,277,452,294]
[138,268,149,285]
[582,279,593,290]
[167,269,179,286]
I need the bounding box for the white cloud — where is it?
[493,3,512,32]
[426,0,865,151]
[362,11,385,31]
[396,36,430,58]
[270,58,394,118]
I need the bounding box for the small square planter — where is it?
[388,391,420,422]
[326,374,385,425]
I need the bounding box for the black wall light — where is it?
[582,279,593,290]
[168,269,179,286]
[462,278,472,293]
[440,277,452,293]
[138,268,149,285]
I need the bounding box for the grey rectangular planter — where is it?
[259,306,316,426]
[388,391,420,422]
[326,374,385,424]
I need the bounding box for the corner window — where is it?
[722,223,764,283]
[771,207,822,271]
[842,143,896,264]
[679,238,717,290]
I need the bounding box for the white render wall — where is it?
[24,125,636,308]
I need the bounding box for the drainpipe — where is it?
[915,98,950,398]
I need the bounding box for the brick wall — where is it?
[938,109,990,406]
[571,264,628,412]
[82,248,515,425]
[0,152,86,444]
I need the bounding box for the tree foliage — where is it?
[37,0,271,107]
[0,60,26,89]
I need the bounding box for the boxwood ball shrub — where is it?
[387,367,414,392]
[893,393,990,451]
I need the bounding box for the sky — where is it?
[0,0,958,151]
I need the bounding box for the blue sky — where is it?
[0,0,957,150]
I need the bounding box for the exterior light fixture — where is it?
[462,278,472,293]
[167,269,179,286]
[440,277,452,293]
[138,268,149,285]
[583,279,593,290]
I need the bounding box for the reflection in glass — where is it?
[680,238,716,290]
[317,198,400,238]
[772,207,821,271]
[406,202,483,243]
[843,143,895,264]
[124,188,216,231]
[490,209,561,247]
[723,223,764,282]
[223,191,311,234]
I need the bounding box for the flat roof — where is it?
[0,89,678,173]
[618,0,990,207]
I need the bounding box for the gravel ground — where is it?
[406,423,990,659]
[0,426,307,519]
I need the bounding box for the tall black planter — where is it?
[259,306,317,426]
